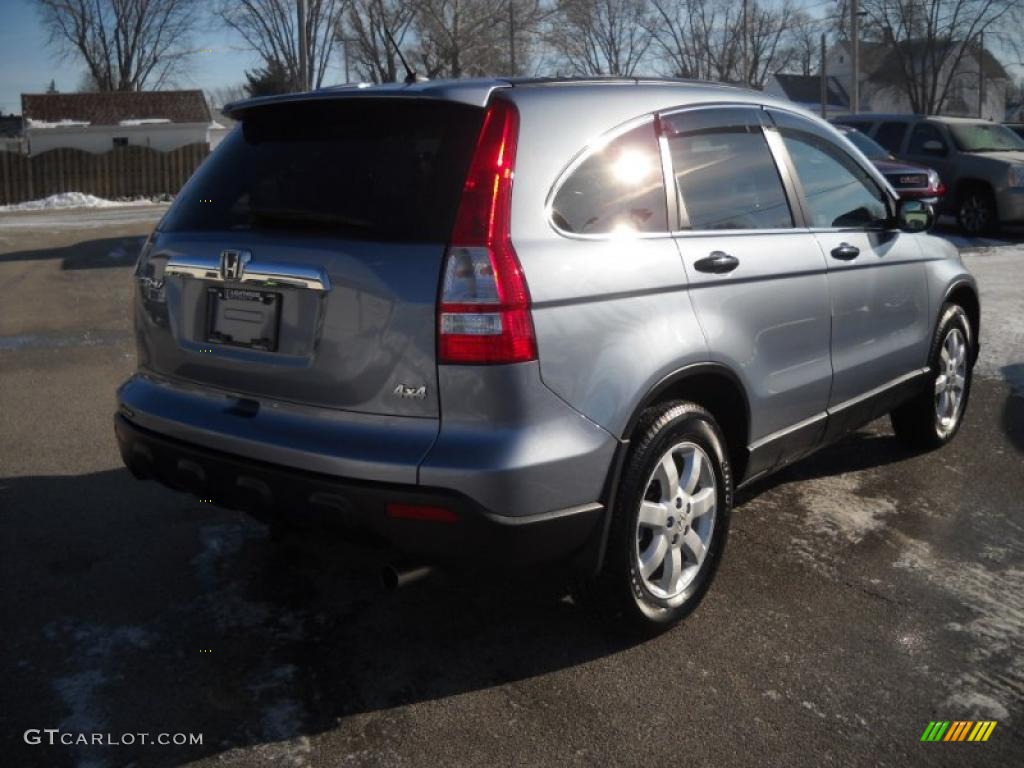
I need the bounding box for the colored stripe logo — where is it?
[920,721,997,742]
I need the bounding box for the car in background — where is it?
[833,113,1024,235]
[835,124,944,204]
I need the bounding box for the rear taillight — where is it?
[928,169,945,197]
[438,99,536,365]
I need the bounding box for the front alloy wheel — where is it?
[934,326,968,436]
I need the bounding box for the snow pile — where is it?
[119,118,171,126]
[0,192,164,212]
[26,118,90,129]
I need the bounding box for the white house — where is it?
[825,40,1009,121]
[21,90,213,156]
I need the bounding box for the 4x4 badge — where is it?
[393,384,427,400]
[220,250,251,281]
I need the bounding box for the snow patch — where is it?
[0,192,160,212]
[118,118,171,126]
[943,690,1010,721]
[894,536,1024,722]
[26,118,90,129]
[796,472,897,544]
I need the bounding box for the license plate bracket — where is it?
[206,286,281,352]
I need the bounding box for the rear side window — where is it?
[664,107,792,230]
[550,122,668,235]
[160,99,484,242]
[874,122,908,153]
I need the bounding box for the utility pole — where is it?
[742,0,749,86]
[509,1,516,76]
[297,0,308,90]
[820,33,828,118]
[978,31,985,118]
[850,0,859,113]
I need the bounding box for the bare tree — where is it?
[548,0,654,76]
[785,11,821,76]
[648,0,739,80]
[851,0,1022,115]
[218,0,349,91]
[338,0,417,82]
[412,0,512,78]
[647,0,796,86]
[31,0,201,91]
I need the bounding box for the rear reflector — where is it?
[385,503,459,523]
[438,99,536,365]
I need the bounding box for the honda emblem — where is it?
[220,250,251,281]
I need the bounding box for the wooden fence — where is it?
[0,143,209,206]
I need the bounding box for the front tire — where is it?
[577,402,732,633]
[891,303,974,450]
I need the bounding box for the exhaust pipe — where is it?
[381,561,434,591]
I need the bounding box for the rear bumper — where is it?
[114,413,603,565]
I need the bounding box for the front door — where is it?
[767,109,931,428]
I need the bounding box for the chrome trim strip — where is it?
[827,367,931,415]
[164,256,331,292]
[747,367,931,452]
[748,412,827,452]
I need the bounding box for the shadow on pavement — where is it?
[0,236,145,270]
[1001,363,1024,455]
[0,468,638,767]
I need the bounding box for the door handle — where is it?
[830,243,860,261]
[694,251,740,274]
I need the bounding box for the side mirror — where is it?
[922,139,946,155]
[896,199,935,233]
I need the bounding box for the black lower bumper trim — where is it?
[114,414,602,565]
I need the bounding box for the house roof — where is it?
[21,90,211,127]
[773,73,849,108]
[835,39,1010,83]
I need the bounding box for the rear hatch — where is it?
[135,98,485,418]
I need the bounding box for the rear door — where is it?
[663,106,833,471]
[136,98,484,418]
[766,109,930,416]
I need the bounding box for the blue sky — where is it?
[0,0,348,114]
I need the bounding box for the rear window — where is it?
[160,99,484,242]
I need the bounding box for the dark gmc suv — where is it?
[834,113,1024,235]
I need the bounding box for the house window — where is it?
[113,137,128,147]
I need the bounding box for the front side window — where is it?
[771,110,888,229]
[663,107,792,230]
[550,121,668,235]
[907,123,949,156]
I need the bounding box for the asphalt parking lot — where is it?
[1,207,1021,767]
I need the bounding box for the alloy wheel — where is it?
[935,327,968,433]
[635,442,717,600]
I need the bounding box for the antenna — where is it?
[382,24,422,84]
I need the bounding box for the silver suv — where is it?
[117,78,979,631]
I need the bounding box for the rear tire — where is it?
[575,402,732,634]
[957,186,998,236]
[891,303,974,450]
